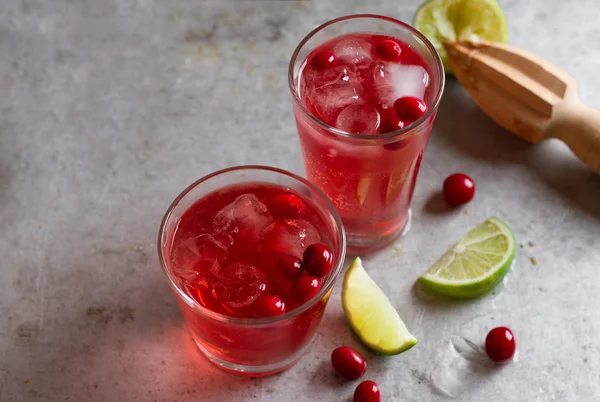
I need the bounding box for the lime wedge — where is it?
[419,217,515,298]
[385,164,410,205]
[413,0,508,72]
[342,257,418,355]
[356,177,372,206]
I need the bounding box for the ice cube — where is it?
[213,194,273,241]
[335,104,381,134]
[373,63,429,107]
[430,337,495,397]
[306,66,366,124]
[260,219,321,259]
[429,313,518,397]
[171,234,228,282]
[310,65,347,90]
[211,262,269,312]
[333,36,374,66]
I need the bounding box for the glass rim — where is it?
[288,13,445,142]
[157,165,347,327]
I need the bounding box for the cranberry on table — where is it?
[354,380,381,402]
[376,39,402,61]
[276,254,303,281]
[310,50,337,71]
[331,346,367,380]
[443,173,476,206]
[302,243,334,277]
[393,96,428,121]
[271,193,304,218]
[485,326,516,363]
[253,295,287,318]
[290,275,321,304]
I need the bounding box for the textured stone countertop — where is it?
[1,0,600,401]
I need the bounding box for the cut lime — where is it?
[385,164,411,205]
[342,257,418,355]
[356,177,372,206]
[419,217,515,298]
[413,0,508,72]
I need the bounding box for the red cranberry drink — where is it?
[158,166,345,376]
[289,15,444,252]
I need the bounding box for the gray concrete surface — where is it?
[1,0,600,401]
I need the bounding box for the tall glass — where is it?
[289,15,445,252]
[157,166,346,376]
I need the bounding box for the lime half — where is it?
[419,217,515,298]
[413,0,508,72]
[343,257,417,355]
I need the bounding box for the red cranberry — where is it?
[380,116,412,151]
[354,381,381,402]
[270,193,303,218]
[331,346,367,380]
[379,115,406,134]
[383,137,412,151]
[393,96,427,121]
[310,50,337,71]
[376,39,402,61]
[276,254,303,281]
[485,326,516,363]
[443,173,475,206]
[253,295,287,318]
[302,243,334,277]
[290,275,321,304]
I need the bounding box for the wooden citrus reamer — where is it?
[443,40,600,174]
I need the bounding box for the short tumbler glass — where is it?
[158,166,346,376]
[289,15,445,252]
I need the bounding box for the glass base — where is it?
[346,208,412,255]
[193,335,315,377]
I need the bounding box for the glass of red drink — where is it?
[288,14,445,252]
[158,166,346,376]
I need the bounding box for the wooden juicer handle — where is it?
[549,99,600,174]
[444,40,600,175]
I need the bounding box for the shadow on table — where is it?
[410,281,466,311]
[16,225,363,401]
[432,79,600,221]
[423,191,456,215]
[10,230,200,401]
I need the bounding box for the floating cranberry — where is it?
[276,254,303,281]
[303,243,334,277]
[379,115,406,134]
[393,96,427,121]
[271,193,303,218]
[376,39,402,61]
[253,295,287,318]
[354,380,381,402]
[331,346,367,380]
[290,275,321,304]
[383,138,412,151]
[380,115,412,151]
[443,173,475,206]
[485,326,516,363]
[310,50,337,71]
